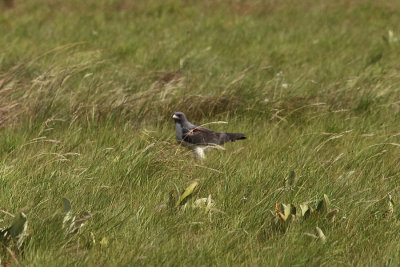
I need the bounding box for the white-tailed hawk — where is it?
[172,112,246,159]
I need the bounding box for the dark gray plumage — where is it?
[172,112,246,158]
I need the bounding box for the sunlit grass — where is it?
[1,0,400,265]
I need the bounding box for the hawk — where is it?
[172,112,246,159]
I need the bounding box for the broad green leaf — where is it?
[0,212,29,250]
[299,204,310,217]
[282,204,291,219]
[8,213,27,240]
[176,181,198,207]
[316,227,326,243]
[276,203,292,221]
[387,194,394,216]
[317,194,331,214]
[9,213,28,249]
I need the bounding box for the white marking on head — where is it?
[172,114,179,119]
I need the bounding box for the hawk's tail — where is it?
[226,133,246,142]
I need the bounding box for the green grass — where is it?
[1,0,400,265]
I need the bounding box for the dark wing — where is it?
[182,127,224,145]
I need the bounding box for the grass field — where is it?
[1,0,400,265]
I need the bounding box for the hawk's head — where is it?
[172,112,187,123]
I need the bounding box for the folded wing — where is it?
[183,127,245,146]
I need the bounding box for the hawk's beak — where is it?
[172,114,179,119]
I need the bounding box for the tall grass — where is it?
[1,0,400,265]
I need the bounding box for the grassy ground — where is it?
[1,0,400,265]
